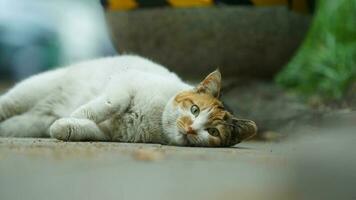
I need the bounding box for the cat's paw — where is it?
[49,119,73,141]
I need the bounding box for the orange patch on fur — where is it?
[176,115,193,132]
[174,91,223,111]
[180,116,193,126]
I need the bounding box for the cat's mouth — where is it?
[177,130,190,145]
[178,131,199,146]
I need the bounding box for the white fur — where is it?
[192,109,211,145]
[0,55,196,145]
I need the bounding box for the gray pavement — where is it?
[0,138,294,200]
[1,122,356,200]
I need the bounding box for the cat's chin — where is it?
[168,132,189,146]
[162,123,188,146]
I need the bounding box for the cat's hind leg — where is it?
[0,94,31,123]
[49,118,109,141]
[0,90,68,137]
[0,70,63,122]
[0,112,57,137]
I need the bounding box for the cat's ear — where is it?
[196,69,221,98]
[230,118,257,145]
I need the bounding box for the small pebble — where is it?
[133,149,164,161]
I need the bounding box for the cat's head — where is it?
[162,70,257,147]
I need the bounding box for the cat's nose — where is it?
[186,127,197,135]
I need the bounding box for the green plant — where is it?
[276,0,356,100]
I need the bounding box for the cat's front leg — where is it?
[50,118,109,141]
[70,91,131,123]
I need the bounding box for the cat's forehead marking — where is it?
[174,91,223,109]
[208,107,226,121]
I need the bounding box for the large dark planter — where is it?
[105,6,311,79]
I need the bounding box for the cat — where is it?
[0,55,257,147]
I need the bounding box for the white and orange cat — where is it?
[0,55,256,147]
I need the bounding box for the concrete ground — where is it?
[0,138,296,200]
[1,123,356,200]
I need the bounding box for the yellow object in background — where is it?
[104,0,311,13]
[108,0,138,10]
[168,0,213,7]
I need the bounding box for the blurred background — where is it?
[0,0,116,81]
[1,0,313,81]
[0,0,355,200]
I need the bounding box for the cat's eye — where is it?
[190,105,200,117]
[207,128,220,137]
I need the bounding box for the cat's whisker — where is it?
[192,136,201,145]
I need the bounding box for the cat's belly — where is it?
[101,110,164,144]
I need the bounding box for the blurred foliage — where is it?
[276,0,356,100]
